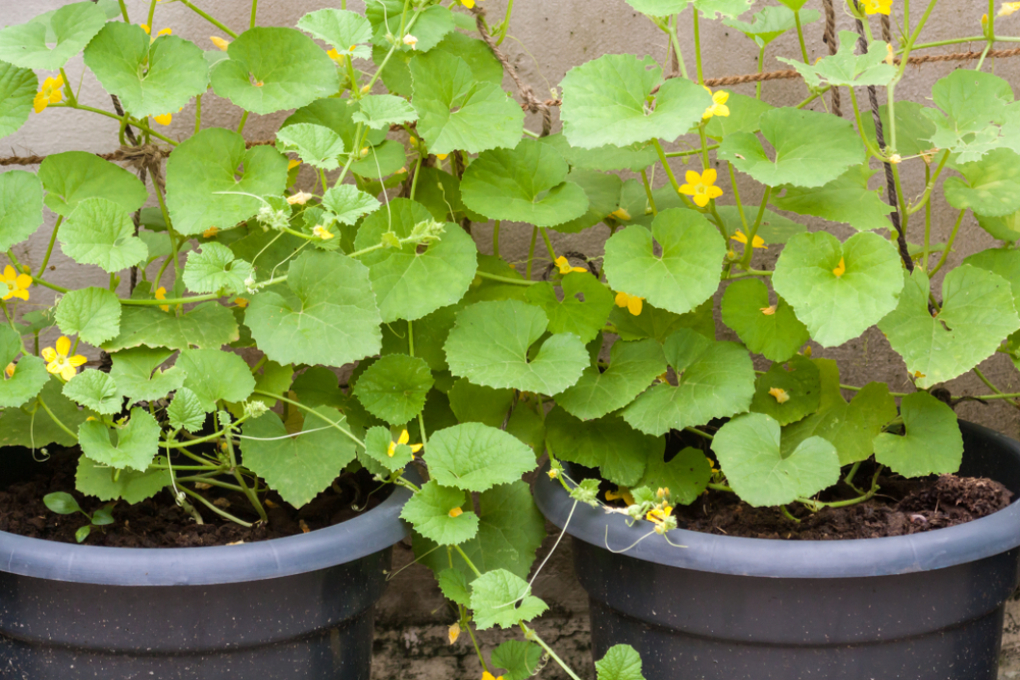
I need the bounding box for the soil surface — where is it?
[0,448,385,547]
[670,471,1012,540]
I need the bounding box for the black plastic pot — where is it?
[535,421,1020,680]
[0,453,411,679]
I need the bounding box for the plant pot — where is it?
[535,421,1020,680]
[0,450,411,679]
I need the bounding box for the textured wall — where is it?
[5,1,1020,677]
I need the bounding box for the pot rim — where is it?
[0,474,412,587]
[535,420,1020,578]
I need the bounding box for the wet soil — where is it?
[0,447,385,547]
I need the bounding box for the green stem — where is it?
[539,227,557,262]
[929,208,966,277]
[177,0,238,38]
[237,110,249,135]
[793,10,810,64]
[409,153,423,201]
[707,482,734,493]
[50,103,177,145]
[174,476,245,492]
[118,0,130,22]
[664,144,719,158]
[146,0,157,28]
[36,216,63,278]
[520,625,584,680]
[693,10,703,83]
[526,226,538,280]
[756,45,765,99]
[666,13,690,80]
[974,367,1006,396]
[38,396,78,441]
[847,88,885,158]
[780,505,801,523]
[363,9,421,94]
[651,138,697,211]
[180,486,253,527]
[250,0,258,28]
[254,390,365,447]
[843,460,863,493]
[640,169,658,216]
[453,544,482,578]
[194,93,202,134]
[907,150,950,215]
[684,426,714,440]
[727,162,749,233]
[153,180,181,279]
[740,186,772,269]
[492,221,501,258]
[475,270,537,286]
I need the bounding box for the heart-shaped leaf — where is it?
[460,139,589,227]
[726,6,818,48]
[539,134,658,173]
[84,23,209,118]
[553,168,625,234]
[772,164,894,232]
[704,93,774,140]
[560,54,712,149]
[353,94,418,130]
[778,30,894,87]
[470,569,548,631]
[166,127,288,235]
[0,61,36,139]
[210,27,340,115]
[110,347,186,403]
[750,355,820,425]
[400,480,479,545]
[39,151,148,217]
[54,287,121,346]
[523,272,615,344]
[165,387,208,433]
[444,300,589,395]
[0,354,48,408]
[183,243,253,295]
[624,0,689,15]
[603,208,726,316]
[923,70,1013,162]
[772,231,904,347]
[0,170,43,251]
[275,123,346,171]
[297,8,373,61]
[713,412,840,507]
[321,184,381,225]
[492,641,543,680]
[177,349,256,412]
[556,339,666,421]
[546,408,656,487]
[246,250,382,367]
[59,197,148,273]
[0,378,88,448]
[943,148,1020,217]
[75,457,170,504]
[595,645,647,680]
[79,407,160,472]
[878,266,1020,388]
[426,422,537,492]
[622,329,756,436]
[720,278,808,362]
[874,391,963,477]
[104,302,239,352]
[0,2,106,70]
[62,370,121,415]
[718,107,864,188]
[353,353,434,425]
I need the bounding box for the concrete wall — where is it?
[5,1,1020,677]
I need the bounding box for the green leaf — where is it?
[59,197,148,273]
[944,148,1020,217]
[39,151,148,217]
[432,31,503,86]
[166,387,207,433]
[410,49,524,155]
[772,231,904,347]
[777,0,809,9]
[0,355,48,408]
[246,250,382,366]
[624,0,688,15]
[353,94,418,130]
[715,205,804,245]
[637,447,712,506]
[426,422,537,492]
[874,391,963,477]
[241,408,358,507]
[863,102,938,159]
[0,324,19,367]
[782,359,897,466]
[400,480,479,545]
[596,645,647,680]
[366,0,455,53]
[275,123,346,171]
[75,457,170,504]
[750,355,820,425]
[694,0,754,19]
[778,30,893,87]
[54,287,121,346]
[321,184,381,225]
[539,134,658,173]
[622,329,756,437]
[772,164,894,232]
[83,24,208,119]
[104,302,239,352]
[460,139,589,228]
[878,266,1020,388]
[0,2,106,70]
[210,27,340,115]
[713,412,840,507]
[611,298,713,343]
[43,492,81,515]
[353,353,433,425]
[492,640,543,680]
[554,168,625,234]
[177,349,256,412]
[0,171,42,252]
[704,92,774,141]
[109,348,185,403]
[354,198,478,323]
[165,127,288,236]
[362,425,416,472]
[720,278,808,362]
[923,70,1013,162]
[560,54,712,149]
[79,407,160,472]
[62,370,121,415]
[556,338,666,420]
[718,107,865,188]
[603,208,726,316]
[444,300,589,394]
[381,305,457,372]
[470,569,548,630]
[0,61,35,139]
[438,568,472,606]
[183,243,253,295]
[447,379,515,428]
[976,210,1020,242]
[0,378,88,448]
[726,6,817,48]
[524,272,615,344]
[546,407,657,487]
[963,247,1020,307]
[297,8,373,61]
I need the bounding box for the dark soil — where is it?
[0,448,386,547]
[672,472,1012,540]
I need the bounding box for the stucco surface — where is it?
[4,1,1020,676]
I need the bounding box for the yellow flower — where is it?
[609,207,631,221]
[234,297,249,308]
[203,226,220,238]
[211,36,231,51]
[462,0,480,8]
[678,168,724,208]
[555,256,587,275]
[312,225,334,240]
[436,153,449,161]
[288,191,314,205]
[153,109,180,126]
[615,291,644,316]
[387,429,423,457]
[288,159,302,171]
[833,257,846,278]
[448,623,461,645]
[42,336,87,381]
[702,87,730,120]
[141,25,172,41]
[403,34,418,50]
[448,507,464,518]
[481,673,504,680]
[155,286,169,312]
[4,362,15,379]
[547,468,559,479]
[646,503,673,526]
[605,487,635,506]
[760,305,777,316]
[1,265,31,301]
[861,0,892,15]
[327,48,345,63]
[1000,2,1020,16]
[768,387,790,404]
[33,74,64,114]
[731,230,767,250]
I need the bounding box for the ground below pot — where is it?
[0,449,412,680]
[535,420,1020,680]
